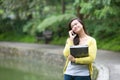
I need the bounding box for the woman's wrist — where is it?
[71,58,75,62]
[68,55,75,62]
[69,37,74,41]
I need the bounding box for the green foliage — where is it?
[23,19,41,35]
[0,0,120,52]
[50,37,67,45]
[97,35,120,52]
[0,32,35,43]
[37,14,76,32]
[0,9,4,14]
[23,14,76,36]
[80,2,93,14]
[37,16,57,32]
[73,0,120,52]
[73,0,119,19]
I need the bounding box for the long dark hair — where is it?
[68,18,88,45]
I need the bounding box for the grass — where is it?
[97,35,120,52]
[0,32,35,43]
[50,37,67,45]
[0,32,119,52]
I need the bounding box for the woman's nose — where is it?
[73,25,77,28]
[72,26,77,30]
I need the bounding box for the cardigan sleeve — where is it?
[75,38,97,64]
[63,38,73,58]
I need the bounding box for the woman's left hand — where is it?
[68,55,75,62]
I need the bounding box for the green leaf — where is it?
[37,14,76,32]
[0,9,4,14]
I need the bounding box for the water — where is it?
[0,49,97,80]
[0,66,41,80]
[0,54,63,80]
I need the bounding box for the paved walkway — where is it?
[95,50,120,80]
[0,42,120,80]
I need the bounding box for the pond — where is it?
[0,45,97,80]
[0,66,41,80]
[0,53,63,80]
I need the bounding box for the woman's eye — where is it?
[71,23,77,28]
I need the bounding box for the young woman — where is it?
[63,17,97,80]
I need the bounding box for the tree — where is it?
[61,0,66,14]
[73,0,120,38]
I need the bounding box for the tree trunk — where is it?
[76,6,83,20]
[61,0,65,14]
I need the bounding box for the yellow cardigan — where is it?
[63,37,97,76]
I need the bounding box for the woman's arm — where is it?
[63,38,73,58]
[75,38,97,64]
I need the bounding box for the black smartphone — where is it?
[72,31,76,36]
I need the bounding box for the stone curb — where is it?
[95,63,109,80]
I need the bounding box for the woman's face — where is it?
[71,19,83,34]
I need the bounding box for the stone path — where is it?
[95,50,120,80]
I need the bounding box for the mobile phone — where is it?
[72,31,76,36]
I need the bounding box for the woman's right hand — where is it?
[69,30,76,40]
[68,55,75,62]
